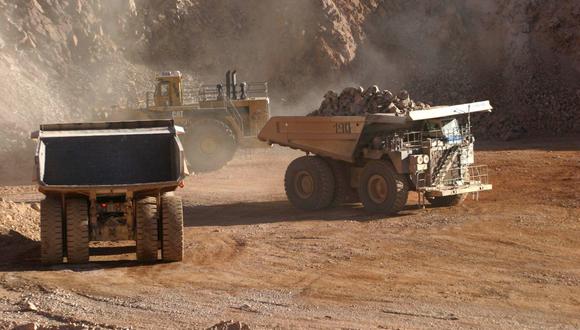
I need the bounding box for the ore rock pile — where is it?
[308,86,431,117]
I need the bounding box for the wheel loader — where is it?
[258,101,493,214]
[107,70,271,172]
[32,120,188,264]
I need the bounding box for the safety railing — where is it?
[198,81,269,101]
[438,164,490,187]
[400,127,471,149]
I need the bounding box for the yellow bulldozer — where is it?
[108,70,271,172]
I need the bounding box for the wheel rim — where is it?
[294,170,315,199]
[199,137,219,155]
[368,174,388,204]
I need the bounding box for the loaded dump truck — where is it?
[258,101,493,214]
[107,70,271,172]
[32,120,187,264]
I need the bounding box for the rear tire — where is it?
[136,197,159,263]
[66,198,90,264]
[284,156,335,210]
[427,194,467,207]
[161,194,184,262]
[358,160,408,214]
[326,159,359,206]
[40,196,63,264]
[184,119,237,172]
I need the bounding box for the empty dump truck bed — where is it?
[35,120,187,191]
[33,120,188,264]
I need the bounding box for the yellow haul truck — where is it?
[258,102,493,214]
[111,70,270,172]
[33,120,188,264]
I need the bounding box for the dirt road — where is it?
[1,140,579,329]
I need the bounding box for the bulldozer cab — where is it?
[154,71,183,107]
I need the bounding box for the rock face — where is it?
[0,0,578,182]
[352,0,580,140]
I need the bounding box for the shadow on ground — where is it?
[183,200,421,227]
[0,230,39,265]
[0,236,147,272]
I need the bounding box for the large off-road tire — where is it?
[184,119,237,172]
[394,176,411,211]
[161,194,184,262]
[65,198,90,264]
[284,156,335,210]
[427,194,467,207]
[40,196,63,264]
[358,160,409,214]
[325,159,359,207]
[136,197,159,263]
[428,167,470,207]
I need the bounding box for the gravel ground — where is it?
[0,140,579,329]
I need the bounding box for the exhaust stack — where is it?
[231,70,237,100]
[225,70,231,101]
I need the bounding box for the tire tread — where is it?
[284,156,335,210]
[185,119,237,172]
[40,197,63,264]
[136,197,159,263]
[66,198,90,264]
[161,194,184,262]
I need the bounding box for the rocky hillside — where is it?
[353,0,580,140]
[0,0,578,182]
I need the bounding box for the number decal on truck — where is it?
[335,122,352,134]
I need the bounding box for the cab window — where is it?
[160,82,169,97]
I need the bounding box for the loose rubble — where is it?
[0,200,40,240]
[308,86,430,117]
[207,320,251,330]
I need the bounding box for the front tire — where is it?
[358,160,408,214]
[284,156,335,210]
[184,119,237,172]
[136,197,159,263]
[66,198,90,264]
[161,194,184,262]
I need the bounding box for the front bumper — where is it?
[423,182,493,197]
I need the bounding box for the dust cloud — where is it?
[0,0,578,183]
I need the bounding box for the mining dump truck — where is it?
[258,101,493,213]
[108,70,271,172]
[32,120,187,264]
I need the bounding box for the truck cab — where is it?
[154,71,184,107]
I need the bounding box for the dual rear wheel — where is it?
[284,156,335,210]
[40,193,184,265]
[284,156,409,214]
[39,197,90,264]
[135,194,184,263]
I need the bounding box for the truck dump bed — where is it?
[258,101,492,162]
[35,120,187,191]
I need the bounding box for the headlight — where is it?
[416,155,424,164]
[423,155,430,164]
